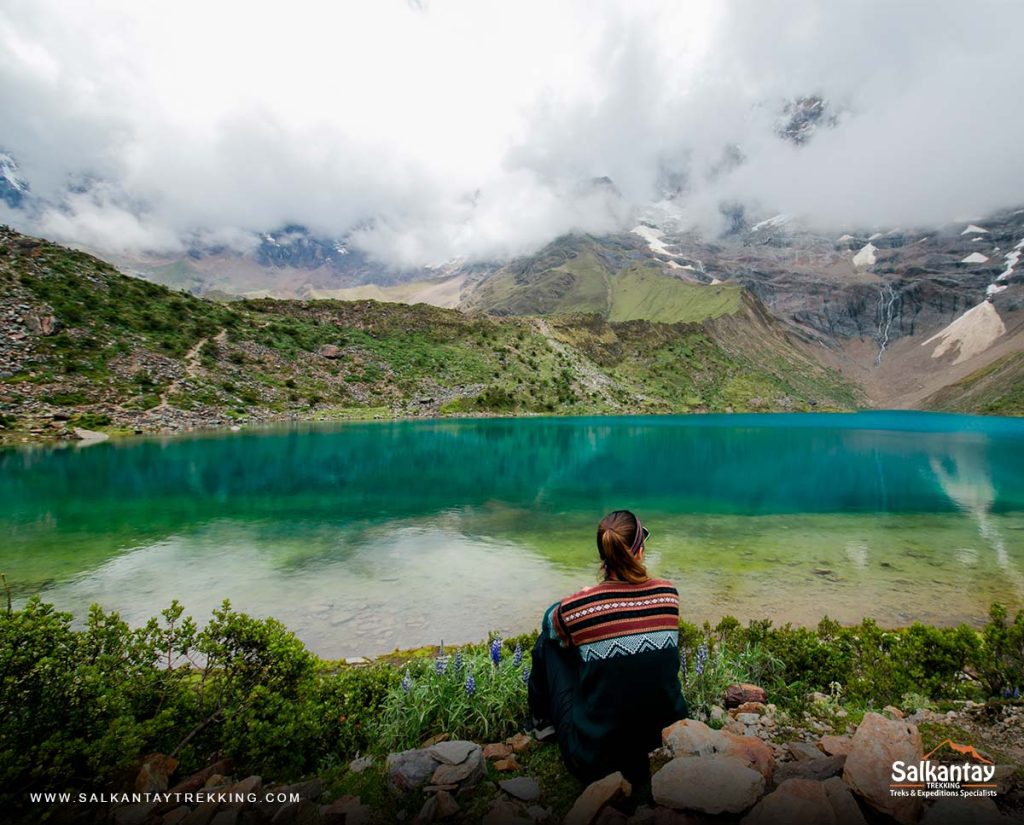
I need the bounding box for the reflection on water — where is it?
[2,412,1023,657]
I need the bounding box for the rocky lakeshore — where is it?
[45,689,1024,825]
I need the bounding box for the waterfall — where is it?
[875,283,898,365]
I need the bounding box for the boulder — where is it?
[786,742,825,762]
[842,712,923,825]
[270,799,319,824]
[818,735,853,757]
[414,789,460,823]
[507,733,533,754]
[318,345,342,359]
[500,777,541,802]
[822,777,868,825]
[774,755,846,784]
[113,802,159,825]
[484,743,513,760]
[740,778,836,825]
[652,754,764,814]
[732,702,767,716]
[387,749,441,794]
[662,719,721,757]
[431,745,485,787]
[565,772,631,825]
[135,753,179,793]
[428,740,478,766]
[718,730,775,784]
[726,684,767,708]
[494,757,523,772]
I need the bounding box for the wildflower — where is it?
[454,650,463,672]
[522,666,531,686]
[513,642,523,667]
[1015,687,1021,700]
[465,672,476,697]
[401,670,412,694]
[695,641,708,677]
[490,638,502,666]
[435,655,447,676]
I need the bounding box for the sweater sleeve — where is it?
[543,600,573,648]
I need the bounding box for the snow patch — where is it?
[868,232,883,241]
[996,238,1024,281]
[987,283,1008,297]
[0,152,26,192]
[751,214,790,232]
[837,234,855,242]
[961,224,989,235]
[923,301,1006,364]
[853,243,877,268]
[665,260,695,271]
[960,252,989,264]
[971,236,984,242]
[709,278,723,285]
[631,224,674,256]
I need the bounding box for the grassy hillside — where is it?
[0,227,862,442]
[922,351,1024,416]
[609,264,743,323]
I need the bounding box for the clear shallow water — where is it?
[2,411,1024,658]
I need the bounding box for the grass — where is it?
[609,264,743,323]
[924,351,1024,416]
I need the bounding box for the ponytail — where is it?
[596,510,649,584]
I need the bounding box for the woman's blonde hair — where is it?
[597,510,649,584]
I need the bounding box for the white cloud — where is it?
[1,0,1022,266]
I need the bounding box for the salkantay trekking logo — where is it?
[890,740,997,799]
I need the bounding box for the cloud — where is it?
[1,0,1022,268]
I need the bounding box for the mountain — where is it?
[0,227,861,442]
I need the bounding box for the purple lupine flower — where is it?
[401,670,412,694]
[1015,687,1021,700]
[1005,688,1013,699]
[465,672,476,697]
[522,666,531,686]
[435,655,447,676]
[490,638,502,666]
[513,642,523,667]
[695,641,708,677]
[454,650,463,672]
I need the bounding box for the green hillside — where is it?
[922,351,1024,416]
[0,226,862,442]
[609,264,742,323]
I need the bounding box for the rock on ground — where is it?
[565,771,631,825]
[652,754,765,815]
[740,778,836,825]
[842,712,923,825]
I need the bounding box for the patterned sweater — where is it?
[544,577,688,782]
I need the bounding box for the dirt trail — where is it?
[532,318,619,406]
[156,328,226,409]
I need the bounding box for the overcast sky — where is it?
[2,0,1023,266]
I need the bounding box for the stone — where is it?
[209,811,239,825]
[163,808,191,825]
[740,778,836,825]
[709,705,727,723]
[662,719,720,757]
[735,713,761,725]
[223,776,262,808]
[484,743,513,760]
[822,777,868,825]
[500,777,541,802]
[348,756,373,773]
[414,789,461,823]
[428,740,478,765]
[733,702,767,716]
[818,735,853,757]
[319,345,341,358]
[565,772,631,825]
[422,733,450,747]
[277,779,323,803]
[204,775,226,789]
[653,754,764,814]
[494,757,523,772]
[726,684,767,708]
[882,705,904,720]
[387,749,441,794]
[920,797,1008,825]
[786,742,824,762]
[135,753,179,793]
[594,809,629,825]
[431,746,484,786]
[507,733,533,753]
[718,730,775,783]
[321,795,370,825]
[842,712,923,824]
[774,755,846,784]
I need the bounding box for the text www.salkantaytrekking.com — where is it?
[29,791,301,805]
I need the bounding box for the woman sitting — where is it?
[526,510,688,788]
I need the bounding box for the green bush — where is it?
[373,639,530,751]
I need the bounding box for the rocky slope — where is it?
[0,228,859,443]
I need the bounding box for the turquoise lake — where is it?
[3,411,1024,658]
